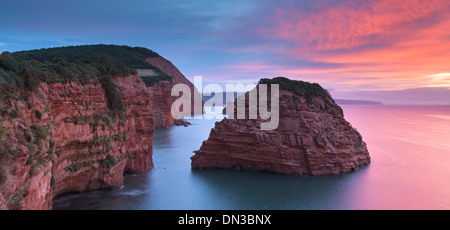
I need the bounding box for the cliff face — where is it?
[146,80,175,128]
[144,79,191,128]
[112,75,155,172]
[0,74,153,210]
[0,45,202,210]
[0,188,6,209]
[146,57,204,116]
[191,80,371,176]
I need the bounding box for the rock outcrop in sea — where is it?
[191,77,371,175]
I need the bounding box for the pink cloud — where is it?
[223,64,280,71]
[241,0,450,90]
[265,0,449,50]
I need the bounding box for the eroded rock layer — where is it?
[0,74,153,210]
[191,78,371,176]
[146,80,175,127]
[146,57,204,115]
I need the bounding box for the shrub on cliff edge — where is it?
[30,124,48,140]
[0,121,7,152]
[258,76,331,103]
[0,45,168,120]
[100,76,126,118]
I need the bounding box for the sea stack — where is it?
[191,77,371,175]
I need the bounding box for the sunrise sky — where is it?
[1,0,449,104]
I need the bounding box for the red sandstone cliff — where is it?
[145,80,191,128]
[146,80,175,128]
[146,57,204,116]
[191,79,371,176]
[0,74,153,210]
[0,45,201,210]
[0,189,6,209]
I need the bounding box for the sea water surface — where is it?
[53,105,450,210]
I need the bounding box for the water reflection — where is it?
[190,167,371,210]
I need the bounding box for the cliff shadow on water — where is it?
[189,166,371,210]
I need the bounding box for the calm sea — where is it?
[53,105,450,210]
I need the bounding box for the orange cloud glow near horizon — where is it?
[230,0,450,91]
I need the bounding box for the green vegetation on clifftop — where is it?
[12,44,161,69]
[140,75,173,87]
[259,76,331,103]
[0,44,170,118]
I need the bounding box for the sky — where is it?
[1,0,450,104]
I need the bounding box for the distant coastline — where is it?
[335,99,383,105]
[202,93,384,106]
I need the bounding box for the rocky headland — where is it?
[0,45,196,209]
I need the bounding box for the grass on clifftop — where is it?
[140,75,173,87]
[258,76,331,103]
[12,44,162,69]
[0,45,168,92]
[0,44,171,118]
